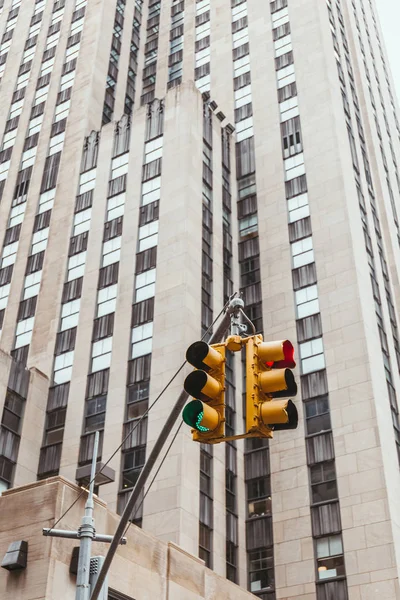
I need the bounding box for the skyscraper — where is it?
[0,0,400,598]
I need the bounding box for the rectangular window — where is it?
[291,236,314,268]
[122,446,146,489]
[310,461,338,504]
[249,547,274,594]
[295,284,319,319]
[53,350,74,384]
[91,337,113,372]
[84,395,106,433]
[60,298,80,331]
[299,337,325,374]
[288,192,309,223]
[102,236,121,267]
[131,322,153,359]
[97,284,117,318]
[67,251,86,281]
[304,396,331,436]
[316,535,345,580]
[199,523,212,568]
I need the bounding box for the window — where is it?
[305,396,331,435]
[126,382,149,421]
[53,350,74,384]
[246,476,271,518]
[300,337,325,374]
[91,336,112,372]
[43,406,66,446]
[107,192,125,221]
[61,299,80,331]
[199,523,212,567]
[249,547,274,593]
[291,236,314,268]
[84,395,106,433]
[98,263,119,289]
[310,461,337,504]
[131,322,153,358]
[3,390,24,434]
[281,116,302,158]
[316,579,348,600]
[111,153,129,178]
[200,449,212,495]
[97,284,117,317]
[135,268,156,302]
[93,313,114,341]
[73,207,91,236]
[142,176,161,205]
[316,535,345,580]
[122,445,146,489]
[295,284,319,319]
[40,152,61,192]
[67,251,86,281]
[306,432,334,465]
[226,540,237,583]
[288,192,309,223]
[144,137,163,164]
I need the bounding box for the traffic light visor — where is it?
[258,340,296,369]
[184,370,222,401]
[183,400,220,432]
[259,368,297,398]
[186,341,224,371]
[261,399,298,430]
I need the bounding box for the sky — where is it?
[376,0,400,104]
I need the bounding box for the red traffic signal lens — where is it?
[270,341,296,369]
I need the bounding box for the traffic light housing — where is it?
[182,341,226,442]
[246,335,298,438]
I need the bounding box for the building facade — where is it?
[0,0,400,599]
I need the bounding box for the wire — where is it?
[240,308,256,335]
[48,295,233,532]
[121,421,184,539]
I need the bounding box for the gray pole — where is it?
[90,299,239,600]
[76,430,100,600]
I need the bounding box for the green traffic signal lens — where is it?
[183,400,210,432]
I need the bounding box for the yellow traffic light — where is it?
[246,335,298,438]
[182,341,226,442]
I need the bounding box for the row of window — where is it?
[351,0,400,222]
[230,1,275,596]
[225,354,238,583]
[198,105,215,567]
[118,103,164,524]
[37,126,98,478]
[271,3,348,599]
[331,0,400,466]
[168,0,184,88]
[194,0,209,92]
[141,0,161,104]
[0,0,84,365]
[102,0,126,124]
[123,2,142,114]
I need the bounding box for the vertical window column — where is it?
[225,352,238,583]
[271,3,349,599]
[0,369,29,491]
[124,1,143,114]
[102,0,126,124]
[141,0,161,105]
[117,100,164,522]
[199,444,213,567]
[37,133,99,479]
[194,0,210,92]
[168,0,184,89]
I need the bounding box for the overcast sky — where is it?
[376,0,400,104]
